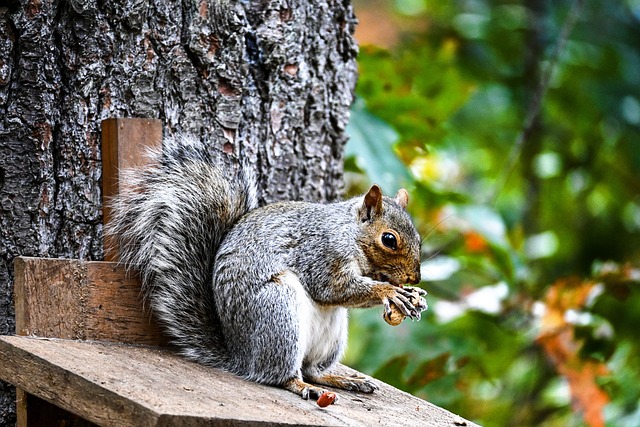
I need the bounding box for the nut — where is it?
[383,307,405,326]
[317,391,337,407]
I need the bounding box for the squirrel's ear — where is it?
[394,189,409,210]
[361,184,383,221]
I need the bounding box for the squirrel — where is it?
[106,134,427,402]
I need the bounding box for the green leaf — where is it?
[372,354,410,390]
[346,100,414,194]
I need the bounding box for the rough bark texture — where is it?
[0,0,358,423]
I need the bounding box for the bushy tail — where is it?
[105,135,258,367]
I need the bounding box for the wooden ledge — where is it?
[8,256,478,426]
[0,335,476,427]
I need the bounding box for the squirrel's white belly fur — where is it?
[284,270,347,372]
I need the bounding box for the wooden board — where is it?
[101,118,162,261]
[14,256,166,346]
[0,335,477,427]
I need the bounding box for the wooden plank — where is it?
[0,336,478,427]
[101,118,162,261]
[14,256,166,346]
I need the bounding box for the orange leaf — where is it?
[536,277,610,427]
[463,231,488,253]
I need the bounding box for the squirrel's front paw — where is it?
[404,286,428,312]
[383,286,428,326]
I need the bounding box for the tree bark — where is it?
[0,0,358,422]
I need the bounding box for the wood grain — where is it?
[14,256,166,346]
[0,336,478,427]
[101,118,162,261]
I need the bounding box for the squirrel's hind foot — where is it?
[283,377,330,401]
[306,372,379,394]
[282,373,378,404]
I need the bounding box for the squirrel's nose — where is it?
[407,270,420,285]
[407,261,421,284]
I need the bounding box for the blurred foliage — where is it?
[345,1,640,426]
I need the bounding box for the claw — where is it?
[382,298,393,317]
[301,387,310,400]
[396,287,414,298]
[390,294,415,317]
[409,286,427,296]
[415,296,428,312]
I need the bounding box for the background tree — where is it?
[0,0,358,423]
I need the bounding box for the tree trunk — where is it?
[0,0,358,422]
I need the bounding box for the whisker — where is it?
[422,249,442,263]
[421,214,453,245]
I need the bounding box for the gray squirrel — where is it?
[106,134,427,402]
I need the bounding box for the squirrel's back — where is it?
[105,134,257,366]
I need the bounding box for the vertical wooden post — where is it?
[101,118,162,260]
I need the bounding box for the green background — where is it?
[344,1,640,426]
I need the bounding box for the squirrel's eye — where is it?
[381,232,397,250]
